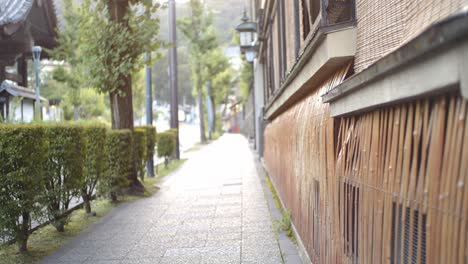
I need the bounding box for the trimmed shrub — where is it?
[157,131,176,168]
[0,125,46,252]
[133,128,147,181]
[136,125,157,161]
[103,129,132,202]
[43,124,84,232]
[81,125,107,214]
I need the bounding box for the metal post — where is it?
[34,59,40,120]
[169,0,180,159]
[145,52,154,177]
[32,46,42,121]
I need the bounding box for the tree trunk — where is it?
[109,89,145,194]
[73,105,79,121]
[82,194,92,214]
[18,212,30,253]
[110,191,118,203]
[107,0,144,195]
[210,94,216,134]
[197,63,207,143]
[54,221,65,232]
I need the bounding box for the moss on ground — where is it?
[155,159,187,179]
[265,175,297,243]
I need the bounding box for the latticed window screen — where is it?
[391,203,427,264]
[323,0,354,25]
[301,0,320,39]
[343,182,359,260]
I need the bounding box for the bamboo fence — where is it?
[264,86,468,263]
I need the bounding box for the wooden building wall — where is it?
[264,66,350,263]
[261,1,468,262]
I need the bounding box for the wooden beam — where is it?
[5,72,23,84]
[17,56,28,87]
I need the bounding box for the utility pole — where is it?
[145,52,154,177]
[169,0,180,159]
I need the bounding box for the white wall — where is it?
[22,100,34,122]
[8,99,22,121]
[254,60,264,155]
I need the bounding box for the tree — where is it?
[178,0,218,143]
[79,0,163,193]
[240,60,253,101]
[132,68,146,122]
[152,48,194,105]
[202,48,230,132]
[52,0,83,120]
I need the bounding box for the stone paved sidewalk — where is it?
[40,134,286,264]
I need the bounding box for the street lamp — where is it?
[32,46,42,120]
[235,10,257,54]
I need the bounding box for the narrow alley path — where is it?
[40,134,284,264]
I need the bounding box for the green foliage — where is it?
[133,128,147,181]
[43,125,84,232]
[136,125,157,160]
[77,89,110,121]
[152,48,194,105]
[132,69,146,121]
[240,60,253,101]
[51,0,83,112]
[178,0,220,96]
[0,125,46,252]
[79,0,163,95]
[157,130,176,168]
[102,130,133,201]
[81,125,107,213]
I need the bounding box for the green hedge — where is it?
[133,128,147,181]
[82,125,107,214]
[136,125,157,161]
[0,124,144,251]
[103,129,132,202]
[43,124,84,232]
[157,130,176,168]
[0,125,46,252]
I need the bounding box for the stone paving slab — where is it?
[40,134,294,264]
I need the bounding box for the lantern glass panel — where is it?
[240,31,252,47]
[245,50,256,62]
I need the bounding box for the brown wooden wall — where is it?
[264,66,350,263]
[264,90,468,263]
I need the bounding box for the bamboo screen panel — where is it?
[354,0,467,73]
[335,93,468,264]
[263,66,350,262]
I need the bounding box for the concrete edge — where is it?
[258,157,313,264]
[252,151,311,264]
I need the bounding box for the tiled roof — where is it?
[0,81,47,101]
[0,0,34,26]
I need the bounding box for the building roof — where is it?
[0,0,34,26]
[0,0,59,66]
[0,81,47,101]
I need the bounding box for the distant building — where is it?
[0,0,58,121]
[0,81,47,122]
[246,0,468,263]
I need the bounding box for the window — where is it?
[343,182,359,260]
[322,0,355,26]
[301,0,356,40]
[391,203,427,264]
